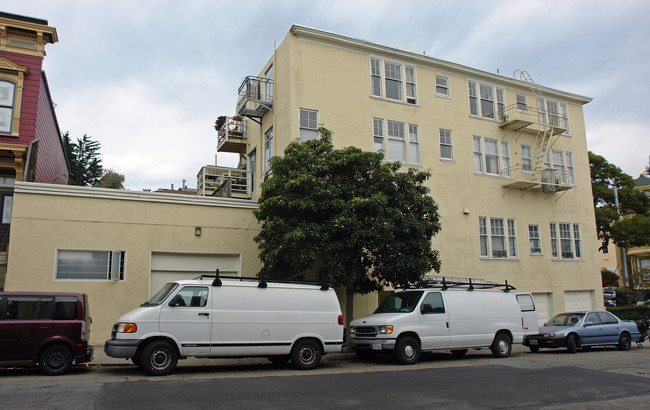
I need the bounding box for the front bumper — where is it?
[348,337,396,352]
[523,335,567,349]
[104,339,142,358]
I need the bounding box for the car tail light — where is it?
[338,315,344,325]
[81,321,87,341]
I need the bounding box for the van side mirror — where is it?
[421,304,435,314]
[168,294,186,307]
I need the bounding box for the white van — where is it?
[348,277,538,364]
[104,275,344,375]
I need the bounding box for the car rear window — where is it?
[54,296,78,320]
[4,297,53,320]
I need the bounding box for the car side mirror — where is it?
[168,294,185,307]
[421,304,434,314]
[584,321,593,327]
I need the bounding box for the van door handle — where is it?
[446,322,449,329]
[198,313,209,317]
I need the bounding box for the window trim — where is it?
[435,75,449,97]
[468,80,505,120]
[439,128,454,161]
[369,57,417,105]
[263,127,274,172]
[55,249,126,281]
[479,216,518,260]
[373,117,420,165]
[528,224,542,255]
[473,135,509,177]
[549,222,582,261]
[299,108,319,142]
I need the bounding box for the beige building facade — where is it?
[5,182,261,343]
[210,25,602,324]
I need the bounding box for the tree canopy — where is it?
[95,169,125,189]
[63,132,103,186]
[254,127,441,325]
[589,151,650,249]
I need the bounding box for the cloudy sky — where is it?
[9,0,650,190]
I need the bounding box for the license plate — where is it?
[530,340,538,345]
[372,343,382,350]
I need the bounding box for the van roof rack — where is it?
[417,276,516,292]
[196,270,331,290]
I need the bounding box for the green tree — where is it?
[589,151,650,248]
[94,169,125,189]
[254,127,441,327]
[63,132,103,186]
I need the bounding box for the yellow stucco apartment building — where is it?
[6,25,602,343]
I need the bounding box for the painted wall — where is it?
[5,183,262,344]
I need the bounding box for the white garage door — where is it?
[150,252,240,297]
[532,293,551,326]
[564,290,593,312]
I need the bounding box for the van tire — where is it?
[291,339,322,370]
[490,333,512,358]
[395,336,420,365]
[39,345,73,376]
[267,355,290,365]
[566,334,577,353]
[141,340,178,376]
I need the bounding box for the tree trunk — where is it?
[345,275,355,340]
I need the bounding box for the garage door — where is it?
[532,293,551,326]
[564,290,593,312]
[150,252,240,297]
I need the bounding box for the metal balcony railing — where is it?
[197,166,250,198]
[237,76,273,119]
[498,104,567,135]
[501,165,574,192]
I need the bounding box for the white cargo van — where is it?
[104,274,344,375]
[348,277,538,364]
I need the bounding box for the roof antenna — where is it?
[212,269,222,287]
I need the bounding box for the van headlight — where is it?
[117,323,137,333]
[377,325,394,334]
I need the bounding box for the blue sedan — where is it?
[523,311,643,353]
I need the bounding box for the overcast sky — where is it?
[9,0,650,190]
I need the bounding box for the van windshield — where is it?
[142,283,178,306]
[374,291,423,313]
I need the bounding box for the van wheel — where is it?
[450,349,468,357]
[617,333,631,351]
[395,336,420,365]
[490,333,512,358]
[267,355,290,365]
[131,351,142,367]
[355,350,378,362]
[39,345,73,376]
[141,341,178,376]
[566,334,577,353]
[291,339,322,370]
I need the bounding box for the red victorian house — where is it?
[0,12,68,287]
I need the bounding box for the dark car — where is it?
[523,311,642,353]
[0,292,93,375]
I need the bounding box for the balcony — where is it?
[197,166,250,199]
[215,116,247,154]
[498,104,567,136]
[237,76,273,121]
[501,166,574,193]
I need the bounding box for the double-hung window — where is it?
[521,144,532,172]
[264,127,274,172]
[439,129,453,160]
[479,216,518,259]
[528,224,542,254]
[56,249,125,280]
[538,98,570,134]
[435,76,449,97]
[299,108,318,142]
[549,222,582,260]
[543,149,575,186]
[468,81,504,120]
[0,81,16,134]
[369,57,416,104]
[473,136,510,177]
[516,93,528,111]
[373,118,420,165]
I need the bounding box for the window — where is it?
[0,81,16,134]
[248,149,256,193]
[264,127,273,171]
[422,292,445,314]
[516,93,528,111]
[175,286,209,307]
[521,144,532,172]
[601,240,609,254]
[538,98,570,134]
[549,222,582,260]
[4,296,52,320]
[517,294,535,312]
[468,81,504,120]
[479,216,518,259]
[528,224,542,254]
[370,58,382,97]
[373,118,420,165]
[299,108,318,142]
[473,136,509,176]
[56,250,125,280]
[435,76,449,97]
[264,65,273,101]
[543,149,575,185]
[369,57,416,104]
[439,129,453,160]
[496,88,505,118]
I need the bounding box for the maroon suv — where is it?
[0,292,93,375]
